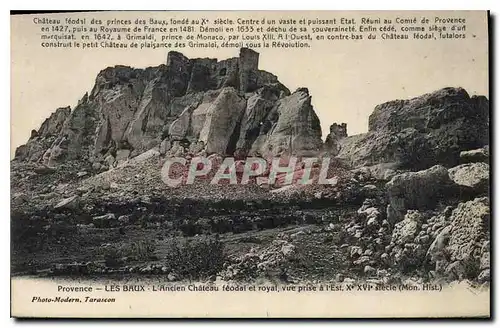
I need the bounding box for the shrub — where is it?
[129,240,157,260]
[163,235,226,279]
[103,246,123,268]
[101,239,158,267]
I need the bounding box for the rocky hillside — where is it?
[14,48,323,169]
[11,49,490,288]
[13,49,489,176]
[328,87,489,170]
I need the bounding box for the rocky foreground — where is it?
[11,49,490,287]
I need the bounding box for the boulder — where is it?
[105,154,115,168]
[159,139,171,155]
[477,269,490,283]
[76,171,88,177]
[426,225,452,263]
[115,149,131,165]
[448,162,489,191]
[281,244,295,256]
[54,195,79,210]
[387,209,440,272]
[117,215,131,225]
[480,252,490,270]
[337,87,489,170]
[364,265,376,275]
[391,210,424,245]
[12,192,28,206]
[386,165,454,222]
[445,261,467,280]
[352,163,398,181]
[426,225,452,262]
[34,165,57,175]
[92,213,118,228]
[460,146,489,164]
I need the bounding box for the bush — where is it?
[103,246,123,268]
[163,235,226,279]
[101,239,158,267]
[129,240,157,260]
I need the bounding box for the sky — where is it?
[11,11,489,158]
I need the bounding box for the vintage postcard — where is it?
[10,10,490,318]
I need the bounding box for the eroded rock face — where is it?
[448,162,489,192]
[447,197,489,272]
[389,210,427,270]
[324,123,347,156]
[391,210,423,245]
[38,107,72,137]
[198,87,247,154]
[418,197,490,282]
[235,85,287,154]
[249,88,323,157]
[337,87,489,170]
[13,48,322,165]
[45,96,101,166]
[386,165,454,223]
[460,146,489,164]
[14,107,71,162]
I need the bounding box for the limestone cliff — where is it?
[14,48,323,168]
[333,87,489,170]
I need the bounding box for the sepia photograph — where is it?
[10,10,491,318]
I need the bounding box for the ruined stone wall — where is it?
[238,48,260,93]
[325,122,348,156]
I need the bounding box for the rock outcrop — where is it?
[249,88,323,157]
[448,162,489,192]
[446,197,490,274]
[460,146,489,164]
[324,123,347,156]
[14,107,71,162]
[336,87,489,170]
[10,48,491,287]
[424,197,490,281]
[389,210,427,270]
[14,48,320,166]
[386,165,454,223]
